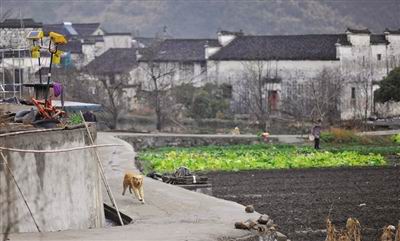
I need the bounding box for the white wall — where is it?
[347,34,370,46]
[103,35,132,50]
[207,60,340,85]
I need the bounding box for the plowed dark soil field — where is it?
[208,167,400,241]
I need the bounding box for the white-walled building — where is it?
[206,29,400,120]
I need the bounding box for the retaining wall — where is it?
[118,133,277,151]
[0,127,104,233]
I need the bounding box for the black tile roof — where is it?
[81,35,104,44]
[84,48,137,74]
[43,23,101,37]
[43,24,69,36]
[58,40,82,54]
[346,28,371,34]
[0,18,42,28]
[209,35,343,61]
[219,30,244,36]
[133,37,155,48]
[384,28,400,35]
[72,23,101,36]
[105,32,131,36]
[139,39,219,62]
[370,35,389,45]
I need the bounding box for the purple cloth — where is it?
[53,82,63,97]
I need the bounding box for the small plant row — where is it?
[137,144,388,173]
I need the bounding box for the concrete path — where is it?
[358,129,400,136]
[8,132,259,241]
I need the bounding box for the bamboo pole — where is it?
[0,144,121,153]
[0,151,41,232]
[79,111,124,226]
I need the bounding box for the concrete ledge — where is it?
[116,132,279,150]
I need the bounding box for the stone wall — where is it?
[0,127,104,233]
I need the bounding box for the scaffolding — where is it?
[0,14,32,99]
[0,48,28,99]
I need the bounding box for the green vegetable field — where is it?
[137,144,395,173]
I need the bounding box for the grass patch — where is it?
[392,133,400,144]
[137,144,389,173]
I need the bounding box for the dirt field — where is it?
[207,167,400,241]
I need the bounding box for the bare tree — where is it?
[81,72,129,129]
[57,65,131,129]
[234,61,280,129]
[281,67,343,124]
[309,67,343,123]
[348,71,374,129]
[137,39,200,131]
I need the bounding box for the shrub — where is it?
[68,113,83,125]
[321,131,335,143]
[392,133,400,144]
[321,128,360,144]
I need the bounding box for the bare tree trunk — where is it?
[152,75,162,131]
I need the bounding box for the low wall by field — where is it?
[117,133,278,151]
[0,127,104,233]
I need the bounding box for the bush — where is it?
[175,83,230,120]
[321,131,335,143]
[321,128,359,143]
[68,113,83,125]
[392,133,400,144]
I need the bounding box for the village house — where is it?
[134,38,220,86]
[206,29,400,120]
[0,19,142,102]
[77,27,400,122]
[2,18,399,122]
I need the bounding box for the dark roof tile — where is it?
[72,23,101,36]
[209,35,342,61]
[139,39,218,62]
[346,28,371,34]
[85,48,137,74]
[384,28,400,35]
[371,35,388,45]
[0,18,42,28]
[43,24,69,36]
[59,40,82,53]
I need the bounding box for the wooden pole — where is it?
[0,151,41,232]
[79,111,124,226]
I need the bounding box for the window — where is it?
[351,87,356,100]
[377,54,382,61]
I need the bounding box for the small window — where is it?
[351,87,356,99]
[377,54,382,61]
